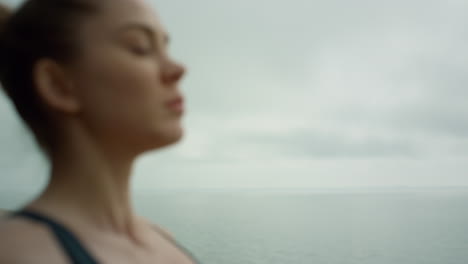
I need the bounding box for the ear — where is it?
[33,58,80,114]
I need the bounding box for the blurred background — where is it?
[1,0,467,263]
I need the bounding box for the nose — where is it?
[161,58,186,85]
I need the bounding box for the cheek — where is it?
[76,53,164,131]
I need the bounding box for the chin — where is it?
[148,125,184,150]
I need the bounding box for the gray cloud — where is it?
[237,130,417,158]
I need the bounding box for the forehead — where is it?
[81,0,167,38]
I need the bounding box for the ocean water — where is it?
[1,189,468,264]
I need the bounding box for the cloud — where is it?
[169,10,468,161]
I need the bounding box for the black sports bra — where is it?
[9,209,202,264]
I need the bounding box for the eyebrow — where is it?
[117,22,170,45]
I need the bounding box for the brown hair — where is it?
[0,0,98,158]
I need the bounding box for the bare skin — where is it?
[0,0,192,263]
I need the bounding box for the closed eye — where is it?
[116,22,170,56]
[128,44,153,56]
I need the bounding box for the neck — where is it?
[28,124,142,238]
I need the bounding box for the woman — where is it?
[0,0,199,263]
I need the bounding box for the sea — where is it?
[1,188,468,264]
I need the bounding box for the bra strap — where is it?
[10,209,100,264]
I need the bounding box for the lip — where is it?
[165,96,185,113]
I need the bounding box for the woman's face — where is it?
[69,0,186,153]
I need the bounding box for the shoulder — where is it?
[0,216,68,264]
[153,223,176,242]
[138,216,176,243]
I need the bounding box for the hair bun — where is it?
[0,4,12,31]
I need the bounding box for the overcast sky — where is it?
[1,0,467,191]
